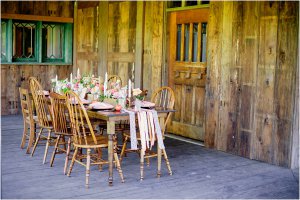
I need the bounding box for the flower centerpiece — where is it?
[101,79,127,107]
[51,72,103,100]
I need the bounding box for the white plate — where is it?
[140,101,155,108]
[70,98,92,105]
[89,102,114,110]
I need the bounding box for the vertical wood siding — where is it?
[206,1,299,167]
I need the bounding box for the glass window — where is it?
[13,21,36,60]
[201,1,210,5]
[192,23,198,62]
[186,0,198,7]
[176,24,182,61]
[184,23,190,61]
[168,1,182,8]
[42,23,64,61]
[201,23,207,62]
[1,21,7,61]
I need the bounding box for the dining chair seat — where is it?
[75,134,116,148]
[26,114,51,122]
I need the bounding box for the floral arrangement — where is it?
[51,74,103,99]
[51,70,147,109]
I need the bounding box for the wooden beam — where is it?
[77,1,99,9]
[72,1,78,74]
[98,1,108,77]
[1,13,73,23]
[107,52,135,63]
[134,1,144,89]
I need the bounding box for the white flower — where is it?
[133,88,142,96]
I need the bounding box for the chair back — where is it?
[49,92,69,134]
[151,86,175,109]
[151,86,175,134]
[19,87,34,123]
[29,77,51,128]
[65,90,98,146]
[108,75,122,88]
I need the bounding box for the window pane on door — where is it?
[201,23,207,62]
[42,23,64,60]
[184,23,190,61]
[176,24,182,61]
[192,23,198,62]
[13,22,36,59]
[186,0,198,6]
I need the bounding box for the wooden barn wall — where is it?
[205,1,299,168]
[74,1,164,97]
[1,1,73,115]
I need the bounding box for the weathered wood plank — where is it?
[273,1,298,167]
[2,115,298,199]
[1,13,74,23]
[134,1,144,88]
[217,1,233,152]
[252,1,279,164]
[205,1,223,148]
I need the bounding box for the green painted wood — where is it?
[36,21,42,63]
[64,23,73,64]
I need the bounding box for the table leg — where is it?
[107,121,115,186]
[157,116,165,178]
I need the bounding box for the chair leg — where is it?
[119,135,128,163]
[114,148,125,183]
[20,122,28,149]
[50,135,60,167]
[146,152,150,166]
[62,136,67,151]
[96,148,103,171]
[43,129,52,164]
[140,150,145,181]
[162,149,172,175]
[26,123,35,154]
[157,146,162,178]
[64,137,71,175]
[31,127,43,157]
[68,147,78,177]
[86,148,91,188]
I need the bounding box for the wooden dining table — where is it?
[86,107,176,186]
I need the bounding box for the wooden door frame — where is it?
[164,6,210,141]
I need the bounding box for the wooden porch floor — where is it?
[1,115,299,199]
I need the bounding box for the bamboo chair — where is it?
[19,87,38,154]
[65,90,124,188]
[29,77,54,164]
[49,92,73,174]
[119,86,175,180]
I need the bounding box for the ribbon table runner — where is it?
[122,109,138,150]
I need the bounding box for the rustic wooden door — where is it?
[167,8,209,141]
